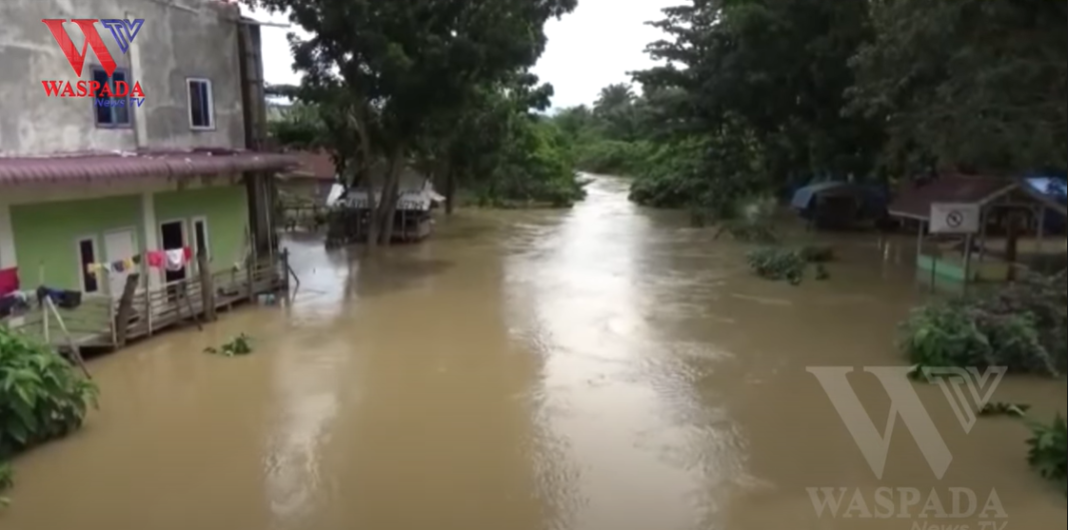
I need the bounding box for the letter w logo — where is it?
[808,366,1005,480]
[41,19,117,77]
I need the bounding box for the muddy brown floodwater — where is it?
[4,176,1065,530]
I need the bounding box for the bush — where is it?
[899,272,1066,375]
[1026,415,1066,495]
[0,461,11,506]
[0,328,98,459]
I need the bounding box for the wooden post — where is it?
[145,288,154,336]
[281,248,290,291]
[39,263,49,343]
[113,273,140,347]
[1036,206,1046,256]
[246,254,255,299]
[962,233,973,294]
[197,251,216,322]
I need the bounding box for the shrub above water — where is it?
[899,272,1066,375]
[0,328,98,459]
[1026,415,1067,495]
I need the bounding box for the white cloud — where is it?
[242,0,672,107]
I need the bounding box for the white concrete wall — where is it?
[0,0,247,155]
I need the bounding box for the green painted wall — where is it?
[10,195,144,292]
[154,185,249,273]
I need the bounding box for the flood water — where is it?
[4,176,1065,529]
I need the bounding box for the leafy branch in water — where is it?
[978,402,1031,418]
[0,461,11,507]
[0,328,97,507]
[899,272,1065,375]
[204,334,253,356]
[747,246,832,285]
[1025,415,1067,495]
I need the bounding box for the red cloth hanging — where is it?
[0,267,19,297]
[146,251,165,269]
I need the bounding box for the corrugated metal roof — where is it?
[887,175,1016,220]
[0,149,298,185]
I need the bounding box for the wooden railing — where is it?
[1,252,293,351]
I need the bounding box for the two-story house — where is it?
[0,0,296,341]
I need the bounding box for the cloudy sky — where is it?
[242,0,674,109]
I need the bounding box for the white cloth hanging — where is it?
[165,249,187,271]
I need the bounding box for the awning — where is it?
[887,175,1017,220]
[0,149,298,185]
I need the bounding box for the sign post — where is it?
[929,203,981,293]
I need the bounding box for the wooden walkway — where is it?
[2,255,293,352]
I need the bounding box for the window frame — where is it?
[186,77,216,131]
[75,235,101,294]
[91,66,132,129]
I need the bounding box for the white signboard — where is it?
[929,202,980,234]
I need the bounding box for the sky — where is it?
[242,0,674,110]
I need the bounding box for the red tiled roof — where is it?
[286,151,337,181]
[887,174,1017,219]
[0,148,298,185]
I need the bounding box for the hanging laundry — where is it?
[132,254,143,265]
[146,250,165,269]
[165,248,188,271]
[184,247,193,261]
[0,267,19,298]
[112,260,127,273]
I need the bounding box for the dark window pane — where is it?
[194,221,208,257]
[114,103,129,125]
[190,81,207,127]
[79,239,98,293]
[93,69,111,125]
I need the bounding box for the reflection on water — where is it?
[3,175,1064,530]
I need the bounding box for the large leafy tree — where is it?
[848,0,1068,174]
[244,0,576,246]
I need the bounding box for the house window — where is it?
[92,67,131,127]
[77,237,99,294]
[187,78,214,130]
[192,217,210,261]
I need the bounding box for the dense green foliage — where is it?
[0,461,11,506]
[1026,415,1067,495]
[550,0,1066,213]
[253,0,582,236]
[0,328,99,503]
[899,272,1066,375]
[0,329,98,458]
[204,334,254,356]
[746,247,830,284]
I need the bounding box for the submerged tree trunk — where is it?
[376,147,405,246]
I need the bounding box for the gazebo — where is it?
[888,174,1066,290]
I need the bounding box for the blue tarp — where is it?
[790,181,888,217]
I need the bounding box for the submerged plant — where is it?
[1025,415,1067,495]
[204,334,253,356]
[0,461,11,507]
[746,246,831,284]
[899,272,1065,375]
[0,329,98,459]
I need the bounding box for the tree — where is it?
[848,0,1068,174]
[243,0,576,247]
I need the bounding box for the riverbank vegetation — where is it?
[899,271,1066,375]
[549,0,1066,218]
[1026,415,1067,495]
[255,0,584,239]
[0,328,98,504]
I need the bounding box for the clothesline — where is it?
[86,247,193,275]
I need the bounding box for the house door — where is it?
[160,221,186,283]
[104,229,137,296]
